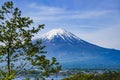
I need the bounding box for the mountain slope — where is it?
[37,28,120,69]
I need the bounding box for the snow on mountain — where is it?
[41,28,85,44]
[42,28,81,40]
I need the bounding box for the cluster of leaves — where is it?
[62,71,120,80]
[0,1,61,80]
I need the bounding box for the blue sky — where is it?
[0,0,120,49]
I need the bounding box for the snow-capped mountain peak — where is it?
[42,28,81,41]
[42,28,66,40]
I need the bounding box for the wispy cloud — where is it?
[77,25,120,50]
[28,3,64,15]
[69,11,111,19]
[27,3,112,21]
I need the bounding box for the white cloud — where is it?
[70,10,111,19]
[77,25,120,50]
[27,3,112,21]
[30,10,111,22]
[28,3,64,15]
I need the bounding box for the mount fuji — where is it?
[35,28,120,69]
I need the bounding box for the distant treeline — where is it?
[62,71,120,80]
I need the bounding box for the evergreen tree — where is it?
[0,1,61,80]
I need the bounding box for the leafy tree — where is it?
[0,1,61,80]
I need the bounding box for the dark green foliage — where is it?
[62,71,120,80]
[62,73,94,80]
[0,1,61,79]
